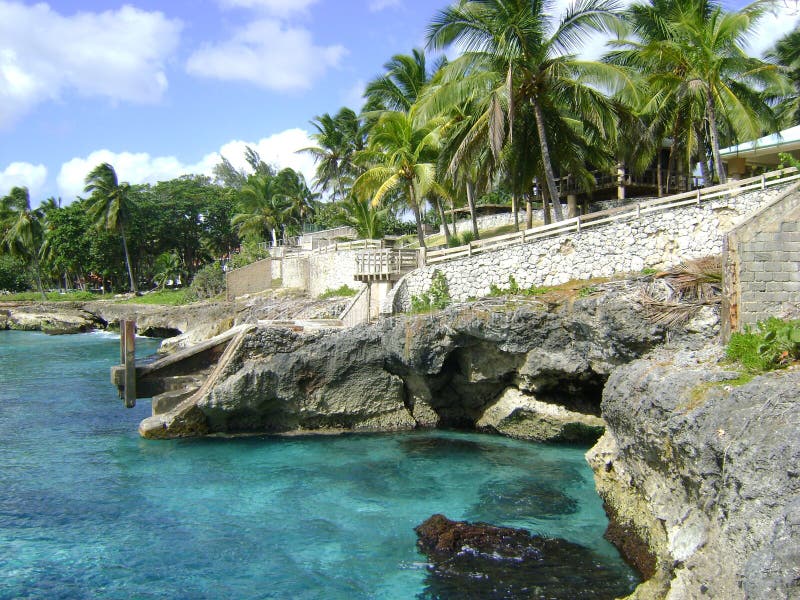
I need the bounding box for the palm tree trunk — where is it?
[525,193,533,229]
[511,195,519,232]
[465,180,480,239]
[435,197,451,245]
[409,186,426,249]
[531,97,564,221]
[31,252,46,300]
[119,225,138,294]
[695,123,710,188]
[706,86,727,184]
[542,186,552,225]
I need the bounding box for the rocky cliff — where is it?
[588,349,800,599]
[139,281,708,440]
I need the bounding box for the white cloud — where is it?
[369,0,402,12]
[746,6,798,57]
[343,79,367,110]
[0,2,182,128]
[186,19,345,91]
[0,162,47,199]
[218,0,319,16]
[55,129,317,201]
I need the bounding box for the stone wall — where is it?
[225,259,273,300]
[388,184,789,312]
[723,183,800,336]
[280,250,366,298]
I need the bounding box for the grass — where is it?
[0,290,99,302]
[117,289,195,306]
[726,318,800,372]
[318,285,358,299]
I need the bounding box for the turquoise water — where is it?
[0,330,637,599]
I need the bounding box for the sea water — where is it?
[0,330,638,599]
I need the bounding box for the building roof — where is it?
[720,125,800,163]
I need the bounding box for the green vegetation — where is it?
[119,289,193,306]
[318,285,358,299]
[188,263,226,301]
[0,290,99,302]
[489,275,551,297]
[3,0,797,299]
[727,318,800,372]
[411,270,451,313]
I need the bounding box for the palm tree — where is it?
[365,48,444,113]
[84,162,138,293]
[231,173,290,246]
[353,111,445,248]
[768,26,800,126]
[300,108,365,202]
[427,0,621,221]
[339,197,388,239]
[1,187,46,299]
[607,0,786,184]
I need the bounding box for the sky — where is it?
[0,0,796,205]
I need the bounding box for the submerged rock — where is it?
[414,514,637,599]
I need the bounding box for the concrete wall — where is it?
[388,184,790,313]
[723,183,800,336]
[225,259,273,300]
[280,250,366,298]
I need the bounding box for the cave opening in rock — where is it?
[138,326,182,339]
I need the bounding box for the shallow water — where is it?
[0,330,638,599]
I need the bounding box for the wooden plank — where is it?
[123,320,136,408]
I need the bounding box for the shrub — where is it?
[228,243,270,270]
[727,318,800,372]
[319,285,358,299]
[410,270,451,313]
[189,262,225,300]
[0,255,29,292]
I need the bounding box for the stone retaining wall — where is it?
[388,185,789,313]
[225,259,273,300]
[281,250,365,297]
[723,183,800,336]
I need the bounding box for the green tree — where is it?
[0,187,46,299]
[427,0,621,221]
[84,163,138,293]
[353,111,445,248]
[768,26,800,126]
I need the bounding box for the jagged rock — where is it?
[590,350,800,599]
[476,387,605,443]
[0,303,99,334]
[414,514,637,599]
[150,285,709,437]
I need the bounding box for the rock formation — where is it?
[589,348,800,599]
[139,282,698,440]
[414,514,637,599]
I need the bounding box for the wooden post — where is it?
[122,320,136,408]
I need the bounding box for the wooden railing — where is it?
[425,167,799,266]
[317,239,385,253]
[355,249,419,278]
[554,168,698,197]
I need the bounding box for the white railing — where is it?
[355,249,419,277]
[316,239,385,254]
[425,167,799,266]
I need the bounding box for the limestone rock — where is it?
[2,303,99,334]
[593,352,800,599]
[477,387,605,443]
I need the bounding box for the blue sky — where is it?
[0,0,795,204]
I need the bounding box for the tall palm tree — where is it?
[353,111,446,248]
[365,48,444,113]
[767,26,800,126]
[84,162,138,293]
[427,0,621,221]
[300,108,365,202]
[607,0,786,184]
[233,174,284,246]
[1,187,46,299]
